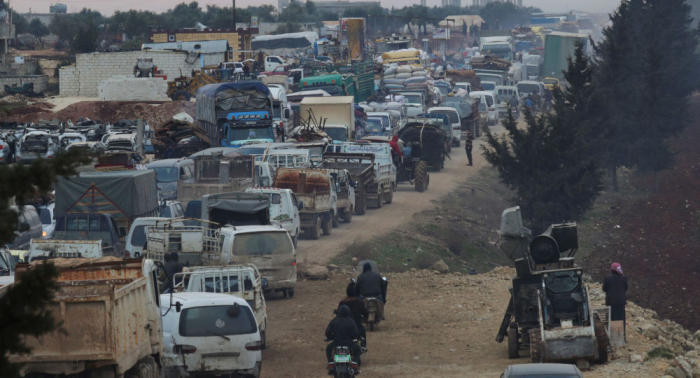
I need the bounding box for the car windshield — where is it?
[455,84,468,91]
[39,208,52,225]
[233,231,293,256]
[272,102,282,119]
[431,110,459,123]
[481,82,496,91]
[240,147,267,155]
[228,127,275,142]
[367,118,383,132]
[437,86,449,95]
[152,167,178,183]
[517,84,540,95]
[130,225,146,247]
[325,127,347,141]
[403,94,421,104]
[179,305,257,336]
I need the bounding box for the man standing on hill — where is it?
[465,130,474,166]
[603,262,628,340]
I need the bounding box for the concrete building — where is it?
[312,0,380,15]
[442,0,461,7]
[148,27,257,61]
[472,0,519,5]
[0,3,49,94]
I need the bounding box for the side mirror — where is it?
[284,109,291,119]
[261,277,269,289]
[119,227,127,237]
[297,201,304,211]
[175,301,182,312]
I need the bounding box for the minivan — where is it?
[470,91,498,125]
[161,293,262,378]
[428,107,462,147]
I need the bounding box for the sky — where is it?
[14,0,622,16]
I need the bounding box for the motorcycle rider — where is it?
[338,282,368,347]
[356,263,385,320]
[325,305,362,373]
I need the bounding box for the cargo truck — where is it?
[542,32,588,80]
[177,154,256,208]
[6,258,163,378]
[299,96,356,142]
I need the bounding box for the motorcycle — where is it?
[328,344,360,377]
[355,260,389,332]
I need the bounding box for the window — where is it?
[232,231,293,256]
[271,193,281,205]
[152,167,179,183]
[179,305,257,337]
[204,275,240,293]
[161,206,172,218]
[290,193,298,208]
[131,226,146,247]
[39,208,52,225]
[431,110,459,123]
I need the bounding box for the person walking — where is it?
[603,262,628,340]
[465,130,474,166]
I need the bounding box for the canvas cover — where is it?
[196,82,272,124]
[205,192,270,214]
[55,170,158,222]
[252,32,317,50]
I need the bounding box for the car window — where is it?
[179,305,257,336]
[271,193,281,205]
[233,232,293,256]
[290,193,298,208]
[131,225,146,247]
[175,203,185,217]
[204,275,240,293]
[161,206,172,218]
[39,208,52,225]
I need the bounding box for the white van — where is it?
[428,107,462,147]
[161,293,262,378]
[494,85,521,117]
[125,217,185,258]
[245,187,302,246]
[470,91,498,125]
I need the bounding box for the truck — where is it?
[200,191,271,227]
[167,70,219,101]
[480,36,514,61]
[7,258,163,378]
[195,82,275,148]
[299,96,356,142]
[327,168,356,226]
[177,154,256,208]
[55,170,159,239]
[321,147,396,213]
[381,50,422,66]
[265,55,286,71]
[542,32,588,80]
[273,168,338,240]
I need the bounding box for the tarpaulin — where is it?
[252,31,317,50]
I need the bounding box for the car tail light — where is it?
[174,344,197,354]
[42,231,47,237]
[245,341,262,351]
[292,258,296,266]
[0,145,4,150]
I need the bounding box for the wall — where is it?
[59,50,203,97]
[98,76,168,101]
[0,75,49,95]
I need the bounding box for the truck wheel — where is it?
[508,323,520,359]
[308,217,321,240]
[529,328,543,363]
[332,212,340,228]
[342,206,353,223]
[287,288,295,298]
[322,215,332,236]
[415,161,428,192]
[355,195,367,215]
[171,90,192,101]
[385,185,394,204]
[261,321,268,349]
[375,187,383,208]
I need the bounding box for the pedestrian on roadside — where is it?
[465,130,474,166]
[603,262,628,340]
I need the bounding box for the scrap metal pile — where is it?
[288,109,333,142]
[152,119,211,159]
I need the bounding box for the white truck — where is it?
[174,264,269,348]
[245,187,302,246]
[7,258,163,378]
[273,168,338,240]
[265,55,286,71]
[480,36,514,61]
[299,96,356,142]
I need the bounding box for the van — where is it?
[125,217,185,258]
[174,264,269,348]
[221,226,296,298]
[7,205,42,250]
[399,92,426,117]
[470,91,498,125]
[453,82,472,93]
[494,86,521,117]
[146,158,195,200]
[160,293,262,378]
[516,81,546,108]
[245,187,302,246]
[428,107,463,147]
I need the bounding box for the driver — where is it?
[338,282,368,347]
[325,305,361,372]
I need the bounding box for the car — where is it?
[58,132,86,151]
[145,158,195,200]
[501,363,583,378]
[37,203,55,239]
[221,61,244,73]
[105,133,137,152]
[542,77,561,91]
[0,132,17,164]
[245,187,302,247]
[7,205,43,250]
[15,131,57,163]
[160,293,262,378]
[470,91,498,125]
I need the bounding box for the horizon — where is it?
[15,0,621,17]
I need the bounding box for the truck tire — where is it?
[308,217,321,240]
[355,195,367,215]
[594,318,610,363]
[332,212,340,228]
[171,90,192,101]
[415,161,428,192]
[342,206,353,223]
[508,322,520,359]
[322,215,332,236]
[375,187,383,209]
[529,328,543,363]
[385,185,393,204]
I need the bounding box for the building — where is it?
[141,39,229,66]
[472,0,519,6]
[148,27,257,61]
[442,0,461,7]
[438,15,485,31]
[312,1,380,15]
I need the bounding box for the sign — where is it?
[341,143,391,156]
[251,16,259,28]
[433,28,450,40]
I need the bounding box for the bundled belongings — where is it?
[398,118,448,170]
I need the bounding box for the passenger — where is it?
[338,282,368,347]
[325,305,362,370]
[403,142,413,158]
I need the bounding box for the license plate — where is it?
[334,354,351,363]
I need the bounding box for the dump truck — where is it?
[55,170,160,236]
[495,207,611,364]
[542,32,588,80]
[177,154,256,208]
[6,258,163,378]
[273,168,337,240]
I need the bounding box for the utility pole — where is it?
[232,0,236,30]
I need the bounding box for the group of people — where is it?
[325,263,387,374]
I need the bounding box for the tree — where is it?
[10,11,28,35]
[482,46,603,231]
[72,23,99,53]
[0,150,89,375]
[275,21,302,34]
[28,19,50,38]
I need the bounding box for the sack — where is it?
[383,67,398,75]
[384,78,406,85]
[396,66,413,74]
[395,72,412,79]
[384,84,404,89]
[385,102,404,110]
[412,70,427,77]
[404,76,427,84]
[382,74,396,80]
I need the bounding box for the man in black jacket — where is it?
[338,282,368,347]
[325,305,361,370]
[603,262,628,340]
[356,262,385,322]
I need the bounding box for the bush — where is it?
[344,239,376,262]
[415,250,439,269]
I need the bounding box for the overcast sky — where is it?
[15,0,621,17]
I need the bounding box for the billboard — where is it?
[433,28,450,40]
[342,18,365,61]
[251,16,259,28]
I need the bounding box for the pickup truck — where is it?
[52,213,125,257]
[245,187,302,246]
[174,264,269,348]
[7,258,163,377]
[273,168,338,240]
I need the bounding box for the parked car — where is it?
[58,132,86,151]
[501,363,583,378]
[105,133,137,152]
[160,293,262,378]
[37,203,55,239]
[146,158,195,200]
[7,205,43,250]
[0,132,17,164]
[16,131,57,163]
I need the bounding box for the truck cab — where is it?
[400,92,426,117]
[265,55,286,72]
[53,213,125,257]
[268,86,292,140]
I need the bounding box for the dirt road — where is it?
[295,133,492,266]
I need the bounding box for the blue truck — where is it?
[196,82,275,148]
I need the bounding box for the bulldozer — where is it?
[495,207,611,365]
[166,70,219,101]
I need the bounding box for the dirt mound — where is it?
[5,100,195,126]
